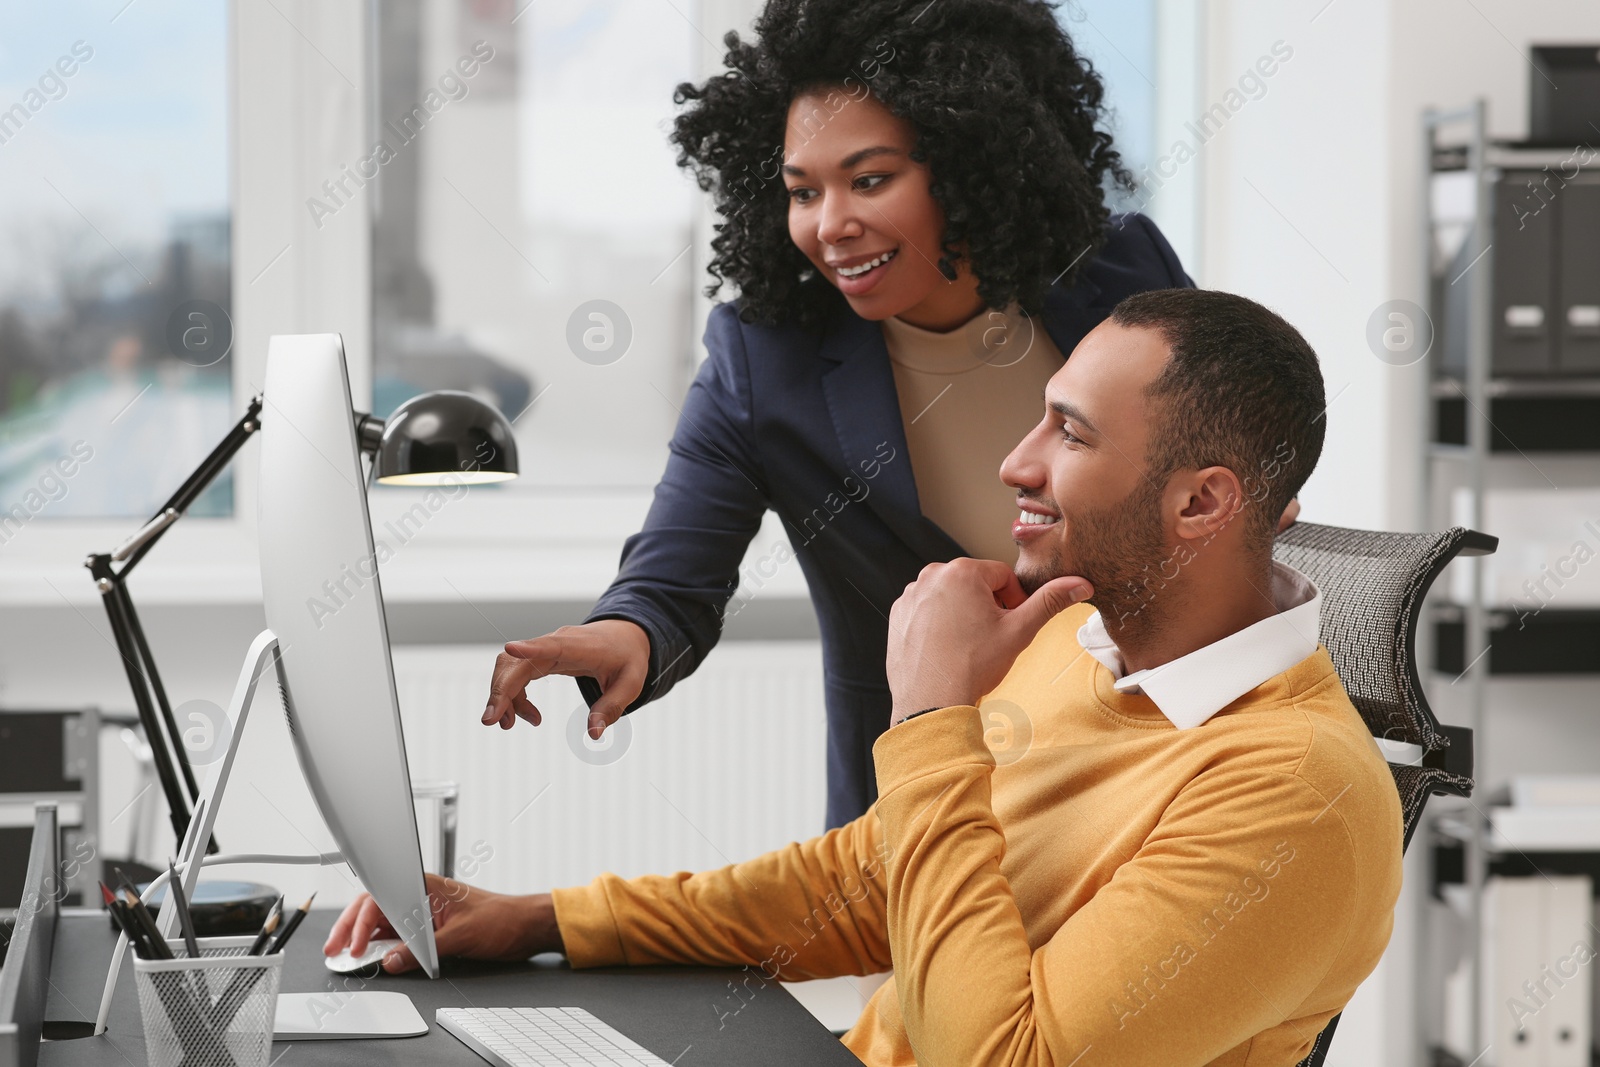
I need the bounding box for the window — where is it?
[0,3,232,523]
[369,0,698,491]
[1059,0,1157,216]
[1059,0,1202,271]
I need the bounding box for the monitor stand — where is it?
[275,991,427,1039]
[93,630,428,1040]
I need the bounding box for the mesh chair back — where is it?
[1271,522,1494,1067]
[1273,523,1483,753]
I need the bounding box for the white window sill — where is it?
[0,494,810,607]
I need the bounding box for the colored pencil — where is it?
[100,883,150,958]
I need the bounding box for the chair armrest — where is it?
[1422,724,1473,786]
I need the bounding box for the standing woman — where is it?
[483,0,1194,828]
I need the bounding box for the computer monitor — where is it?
[0,804,58,1067]
[256,333,439,978]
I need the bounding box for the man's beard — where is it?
[1015,477,1172,641]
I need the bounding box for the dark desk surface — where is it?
[41,909,864,1066]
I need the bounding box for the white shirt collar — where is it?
[1075,560,1322,730]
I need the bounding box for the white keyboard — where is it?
[436,1006,672,1067]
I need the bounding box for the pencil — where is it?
[214,893,312,1033]
[247,897,283,956]
[119,886,173,960]
[212,895,291,1030]
[266,893,316,956]
[167,858,202,960]
[112,869,175,960]
[100,883,149,958]
[111,867,143,899]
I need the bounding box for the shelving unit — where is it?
[1419,100,1600,1065]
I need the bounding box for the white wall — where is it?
[1196,0,1396,530]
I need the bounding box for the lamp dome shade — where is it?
[373,390,519,485]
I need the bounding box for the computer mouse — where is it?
[324,937,402,976]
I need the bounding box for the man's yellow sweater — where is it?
[550,603,1404,1066]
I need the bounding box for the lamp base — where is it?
[128,879,280,937]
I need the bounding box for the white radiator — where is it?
[391,639,830,897]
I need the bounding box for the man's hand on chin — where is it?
[886,559,1092,727]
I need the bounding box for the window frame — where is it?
[2,0,764,609]
[2,0,1194,609]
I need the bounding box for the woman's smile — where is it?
[832,247,899,293]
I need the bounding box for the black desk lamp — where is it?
[85,390,519,849]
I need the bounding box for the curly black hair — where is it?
[669,0,1132,330]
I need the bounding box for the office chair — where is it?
[1270,522,1497,1067]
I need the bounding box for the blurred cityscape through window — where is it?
[0,2,232,520]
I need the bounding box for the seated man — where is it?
[326,288,1402,1067]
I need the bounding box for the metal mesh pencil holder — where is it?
[130,936,283,1067]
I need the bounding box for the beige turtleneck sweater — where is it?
[880,301,1065,563]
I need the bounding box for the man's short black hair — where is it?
[1109,288,1325,550]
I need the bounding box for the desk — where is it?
[40,910,865,1066]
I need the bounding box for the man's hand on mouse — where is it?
[324,872,563,974]
[886,558,1092,727]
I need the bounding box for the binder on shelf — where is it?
[1478,875,1593,1067]
[1493,170,1556,376]
[1482,876,1544,1067]
[1438,165,1600,380]
[1544,878,1590,1067]
[1558,178,1600,373]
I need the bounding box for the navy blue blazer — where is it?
[579,213,1194,829]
